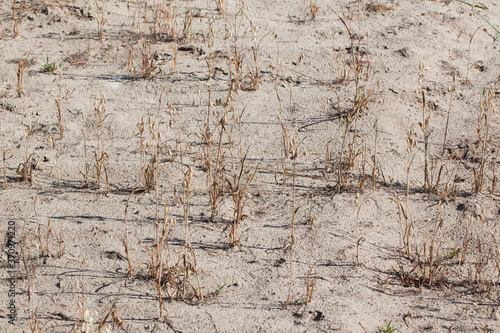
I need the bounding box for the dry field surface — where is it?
[1,0,500,332]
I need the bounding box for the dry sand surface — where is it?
[1,0,500,332]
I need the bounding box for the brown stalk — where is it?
[447,305,469,332]
[326,6,373,192]
[244,21,268,91]
[140,40,159,79]
[224,4,245,91]
[16,44,35,97]
[465,28,480,84]
[309,0,318,20]
[98,287,123,331]
[124,188,145,271]
[371,114,379,188]
[305,193,318,304]
[55,99,64,139]
[81,114,90,188]
[275,81,290,161]
[178,165,203,301]
[12,0,19,37]
[396,129,417,258]
[490,150,498,195]
[473,84,495,193]
[434,77,456,193]
[94,92,109,193]
[182,9,193,42]
[287,138,300,307]
[95,0,106,41]
[215,0,226,17]
[355,192,371,266]
[419,89,431,192]
[423,201,444,287]
[19,294,64,333]
[209,115,226,220]
[325,139,333,171]
[225,151,259,246]
[17,149,43,184]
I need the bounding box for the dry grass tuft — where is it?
[472,84,496,193]
[93,92,109,193]
[17,152,42,184]
[225,152,259,247]
[140,41,160,80]
[16,45,34,97]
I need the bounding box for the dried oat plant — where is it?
[93,92,109,193]
[225,151,259,247]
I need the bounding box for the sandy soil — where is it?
[1,0,500,332]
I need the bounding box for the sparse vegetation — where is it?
[41,55,63,73]
[378,320,397,333]
[1,0,498,331]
